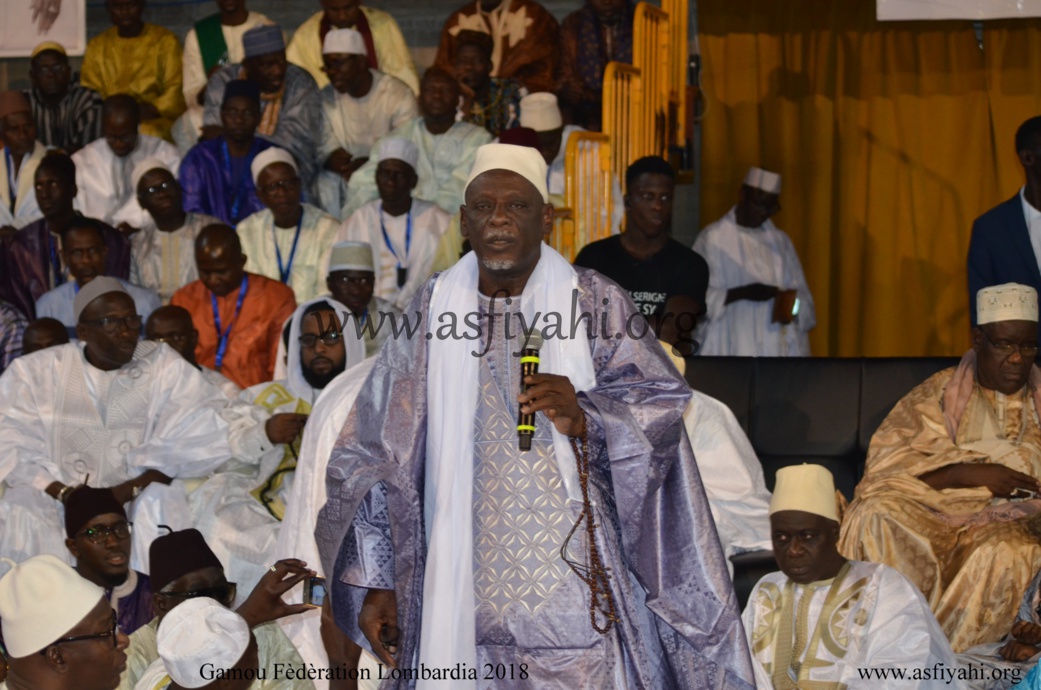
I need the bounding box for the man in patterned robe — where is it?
[316,143,754,689]
[840,283,1041,651]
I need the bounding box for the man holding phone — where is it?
[694,166,817,356]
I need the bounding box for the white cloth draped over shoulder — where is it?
[0,140,47,229]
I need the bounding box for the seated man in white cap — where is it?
[121,529,314,690]
[145,305,241,400]
[0,554,129,690]
[202,25,320,193]
[745,464,956,688]
[72,95,181,233]
[315,142,755,688]
[35,218,161,340]
[237,148,341,302]
[0,277,231,572]
[323,241,401,358]
[316,28,418,220]
[341,68,492,218]
[694,166,816,356]
[840,283,1041,652]
[191,298,364,590]
[336,138,451,310]
[129,159,222,304]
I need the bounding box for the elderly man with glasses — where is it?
[119,528,315,690]
[0,555,129,690]
[0,277,231,575]
[841,283,1041,652]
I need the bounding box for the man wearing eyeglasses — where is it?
[35,218,161,341]
[840,283,1041,652]
[236,148,340,303]
[324,241,400,358]
[0,277,231,575]
[0,555,129,690]
[129,161,222,305]
[64,487,153,636]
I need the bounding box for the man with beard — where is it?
[23,42,103,154]
[190,298,364,589]
[145,305,241,400]
[64,487,153,635]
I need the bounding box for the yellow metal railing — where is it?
[562,131,613,260]
[550,207,576,261]
[633,2,671,159]
[602,61,642,193]
[661,0,688,141]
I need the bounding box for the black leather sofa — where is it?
[683,356,961,607]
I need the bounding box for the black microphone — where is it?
[517,330,544,451]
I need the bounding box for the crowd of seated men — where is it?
[1,0,1041,687]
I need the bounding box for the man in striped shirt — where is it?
[23,41,103,154]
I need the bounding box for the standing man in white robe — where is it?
[237,148,341,302]
[72,95,181,233]
[743,464,958,689]
[0,277,231,574]
[316,28,418,219]
[695,167,816,356]
[337,138,450,309]
[0,90,47,234]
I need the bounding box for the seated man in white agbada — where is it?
[190,298,365,590]
[0,277,231,575]
[743,464,958,689]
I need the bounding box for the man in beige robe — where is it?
[839,282,1041,652]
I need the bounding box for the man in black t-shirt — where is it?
[574,156,709,339]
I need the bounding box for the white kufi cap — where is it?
[465,143,548,203]
[744,166,782,194]
[328,241,375,272]
[977,283,1039,325]
[769,464,839,522]
[0,555,106,658]
[157,597,250,689]
[519,92,562,132]
[323,27,367,56]
[74,276,129,322]
[376,137,420,170]
[250,147,298,185]
[131,156,171,194]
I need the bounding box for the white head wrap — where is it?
[519,92,563,132]
[769,464,839,522]
[465,143,549,203]
[130,156,171,194]
[977,283,1039,325]
[322,27,367,56]
[157,597,250,689]
[376,137,420,170]
[744,166,782,194]
[285,297,367,403]
[73,276,129,322]
[327,241,375,272]
[250,147,298,186]
[0,555,106,658]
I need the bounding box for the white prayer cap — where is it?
[519,92,562,132]
[977,283,1039,325]
[323,27,367,56]
[131,156,171,194]
[250,147,298,185]
[744,166,782,195]
[74,276,129,323]
[0,555,106,658]
[658,339,686,377]
[769,464,839,523]
[465,143,549,203]
[376,137,420,170]
[328,241,375,272]
[157,597,250,689]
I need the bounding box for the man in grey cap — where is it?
[201,24,320,193]
[0,276,231,574]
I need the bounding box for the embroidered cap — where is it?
[519,92,562,132]
[744,166,782,195]
[250,147,298,185]
[977,283,1039,325]
[323,27,367,56]
[157,597,251,688]
[242,24,284,59]
[74,276,129,323]
[375,137,419,169]
[769,464,840,522]
[328,241,375,272]
[465,143,549,203]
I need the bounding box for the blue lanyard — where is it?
[379,205,412,270]
[272,213,303,284]
[47,231,65,287]
[222,140,251,224]
[4,148,16,210]
[210,274,249,371]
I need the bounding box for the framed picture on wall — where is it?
[0,0,87,57]
[878,0,1041,20]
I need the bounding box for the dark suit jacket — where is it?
[967,193,1041,336]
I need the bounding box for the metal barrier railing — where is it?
[601,61,642,193]
[661,0,688,142]
[633,2,671,159]
[562,131,613,259]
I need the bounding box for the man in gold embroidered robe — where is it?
[839,283,1041,652]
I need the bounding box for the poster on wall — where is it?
[0,0,87,58]
[878,0,1041,20]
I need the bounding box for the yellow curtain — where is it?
[698,0,1041,356]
